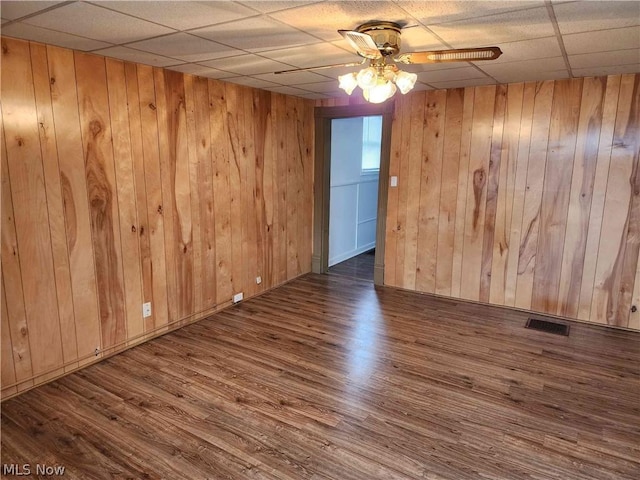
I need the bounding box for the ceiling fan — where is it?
[275,21,502,103]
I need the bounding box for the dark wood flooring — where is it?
[1,274,639,479]
[327,250,375,282]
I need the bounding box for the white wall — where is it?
[328,116,380,267]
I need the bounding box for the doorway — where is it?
[327,115,382,282]
[312,102,393,286]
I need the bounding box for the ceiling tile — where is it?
[253,70,332,85]
[482,37,563,64]
[294,81,341,93]
[398,26,448,51]
[569,49,640,69]
[429,6,555,47]
[92,46,183,67]
[192,16,320,52]
[396,62,482,75]
[429,78,499,89]
[0,1,65,20]
[167,63,237,79]
[98,1,259,31]
[262,85,312,95]
[223,76,280,88]
[314,63,370,80]
[1,22,112,51]
[411,82,434,92]
[259,42,358,69]
[396,1,544,25]
[199,54,292,75]
[479,57,568,83]
[298,92,331,100]
[238,1,324,14]
[572,64,640,78]
[269,1,410,41]
[24,2,175,44]
[563,26,640,55]
[553,1,640,35]
[128,33,240,62]
[417,66,489,83]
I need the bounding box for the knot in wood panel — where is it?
[89,120,102,138]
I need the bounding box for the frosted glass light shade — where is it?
[395,71,417,94]
[338,72,358,95]
[356,67,378,89]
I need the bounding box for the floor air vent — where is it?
[525,318,570,336]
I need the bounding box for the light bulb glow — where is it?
[364,80,397,104]
[356,67,378,89]
[338,72,358,95]
[395,71,417,94]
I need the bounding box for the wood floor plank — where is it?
[2,274,638,480]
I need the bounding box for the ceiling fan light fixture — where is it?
[395,70,417,94]
[338,72,358,95]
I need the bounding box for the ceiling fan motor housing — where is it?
[357,21,402,56]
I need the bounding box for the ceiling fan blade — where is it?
[338,30,382,59]
[275,59,366,75]
[395,47,502,64]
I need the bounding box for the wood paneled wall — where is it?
[0,37,314,398]
[384,75,640,330]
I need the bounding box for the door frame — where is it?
[312,101,394,285]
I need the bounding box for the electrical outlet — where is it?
[256,276,262,285]
[142,302,152,318]
[390,176,398,187]
[233,292,244,304]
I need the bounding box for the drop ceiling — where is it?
[1,0,638,100]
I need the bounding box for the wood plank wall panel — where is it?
[531,79,583,313]
[137,64,169,334]
[31,43,78,372]
[76,52,128,351]
[556,77,606,319]
[435,88,464,296]
[416,90,445,294]
[46,45,102,367]
[1,37,65,383]
[503,83,536,307]
[460,85,496,302]
[106,58,144,345]
[1,116,34,392]
[489,82,524,306]
[590,75,640,327]
[124,62,154,341]
[384,74,640,330]
[0,37,314,398]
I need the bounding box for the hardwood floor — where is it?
[328,250,375,282]
[1,273,639,479]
